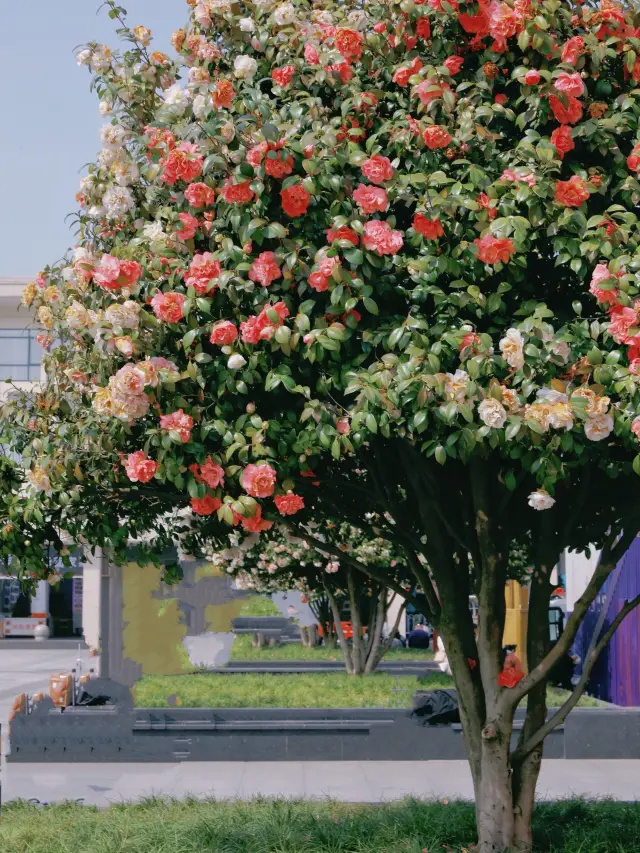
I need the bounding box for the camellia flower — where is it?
[327,225,359,245]
[550,125,575,159]
[423,125,453,150]
[444,56,464,75]
[249,251,282,287]
[524,69,540,85]
[499,328,525,370]
[241,505,274,533]
[210,320,238,345]
[234,55,258,79]
[219,179,255,204]
[191,495,223,515]
[185,252,222,294]
[190,457,225,488]
[589,263,620,306]
[361,155,394,185]
[123,451,157,483]
[392,57,423,87]
[584,413,614,442]
[561,35,584,64]
[352,184,388,214]
[274,492,305,515]
[184,182,215,208]
[161,142,204,186]
[151,291,185,323]
[549,94,582,125]
[554,175,589,207]
[213,79,234,108]
[478,398,507,429]
[160,409,194,443]
[528,489,555,511]
[413,214,444,240]
[362,220,404,256]
[281,184,311,217]
[241,463,277,498]
[475,234,515,265]
[272,65,295,87]
[335,27,363,61]
[554,72,584,98]
[304,42,320,64]
[28,466,52,495]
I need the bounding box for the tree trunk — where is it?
[347,569,364,674]
[476,727,515,853]
[325,584,354,674]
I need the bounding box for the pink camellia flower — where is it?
[304,42,320,65]
[554,72,584,98]
[494,93,508,105]
[185,252,222,294]
[392,57,423,87]
[249,251,282,287]
[160,409,194,443]
[189,457,225,488]
[475,234,515,264]
[631,417,640,439]
[184,181,215,208]
[562,36,584,64]
[524,69,540,85]
[190,495,222,516]
[444,56,464,75]
[241,462,277,498]
[353,184,388,214]
[274,493,305,516]
[151,291,185,323]
[220,179,255,204]
[423,125,453,150]
[414,79,452,105]
[489,1,519,42]
[609,306,638,344]
[94,255,142,291]
[589,263,620,306]
[272,65,295,87]
[247,142,269,167]
[177,212,198,241]
[362,220,404,256]
[123,450,157,483]
[361,155,395,185]
[336,418,351,435]
[210,320,238,345]
[308,272,330,292]
[161,142,204,186]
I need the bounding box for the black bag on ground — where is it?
[411,689,460,726]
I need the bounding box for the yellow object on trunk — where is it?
[503,581,529,672]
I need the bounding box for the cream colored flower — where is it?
[92,387,114,416]
[132,25,151,45]
[528,489,555,511]
[443,369,470,403]
[234,55,258,79]
[104,301,140,329]
[273,2,296,25]
[478,398,507,429]
[22,282,38,306]
[109,364,146,401]
[37,306,54,329]
[499,328,525,370]
[547,403,574,431]
[65,301,90,330]
[524,403,551,432]
[501,388,521,414]
[28,466,51,494]
[553,340,571,362]
[114,336,134,357]
[584,413,614,441]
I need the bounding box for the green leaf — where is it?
[435,445,447,465]
[363,297,379,315]
[365,413,378,433]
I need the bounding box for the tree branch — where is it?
[512,590,640,762]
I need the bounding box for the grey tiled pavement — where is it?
[6,760,640,806]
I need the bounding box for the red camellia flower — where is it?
[220,179,255,204]
[554,72,585,97]
[554,175,589,207]
[249,251,282,287]
[353,184,388,213]
[189,457,225,489]
[392,57,423,86]
[177,212,198,241]
[123,451,157,484]
[272,65,295,87]
[423,125,453,149]
[458,3,490,35]
[550,125,575,159]
[444,56,464,75]
[281,184,311,217]
[210,320,238,345]
[549,94,583,125]
[494,93,508,105]
[498,653,525,688]
[475,234,516,264]
[326,62,353,84]
[190,495,222,516]
[628,146,640,172]
[327,225,359,245]
[335,28,363,61]
[184,182,215,208]
[361,155,395,185]
[240,505,273,533]
[477,192,498,220]
[160,409,194,443]
[241,463,277,498]
[185,252,221,294]
[151,291,185,323]
[161,142,204,186]
[274,492,305,516]
[213,79,234,108]
[304,42,320,65]
[415,79,452,105]
[416,17,431,39]
[118,260,143,287]
[524,69,540,85]
[413,213,444,239]
[264,151,294,179]
[363,220,404,256]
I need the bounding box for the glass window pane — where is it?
[0,328,43,380]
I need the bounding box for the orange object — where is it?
[8,692,27,723]
[49,674,73,708]
[316,621,365,640]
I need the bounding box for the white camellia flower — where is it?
[478,398,507,429]
[273,2,296,25]
[228,354,247,370]
[239,17,255,31]
[193,2,212,27]
[234,54,258,79]
[162,83,191,115]
[584,413,614,441]
[528,489,556,511]
[499,328,525,370]
[100,123,128,150]
[192,94,210,120]
[99,100,113,116]
[143,221,168,250]
[76,48,92,66]
[102,186,135,219]
[91,45,113,73]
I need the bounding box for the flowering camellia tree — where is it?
[216,519,410,673]
[8,0,640,847]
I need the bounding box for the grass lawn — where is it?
[3,798,639,853]
[133,671,605,709]
[229,633,435,662]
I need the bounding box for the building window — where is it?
[0,328,43,381]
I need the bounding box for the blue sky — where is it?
[0,2,184,278]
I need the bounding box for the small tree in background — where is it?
[218,519,410,673]
[7,0,640,848]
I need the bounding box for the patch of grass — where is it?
[2,798,640,853]
[133,671,605,710]
[237,595,281,617]
[229,633,435,662]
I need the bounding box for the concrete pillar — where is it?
[385,592,407,637]
[82,549,103,651]
[565,547,601,613]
